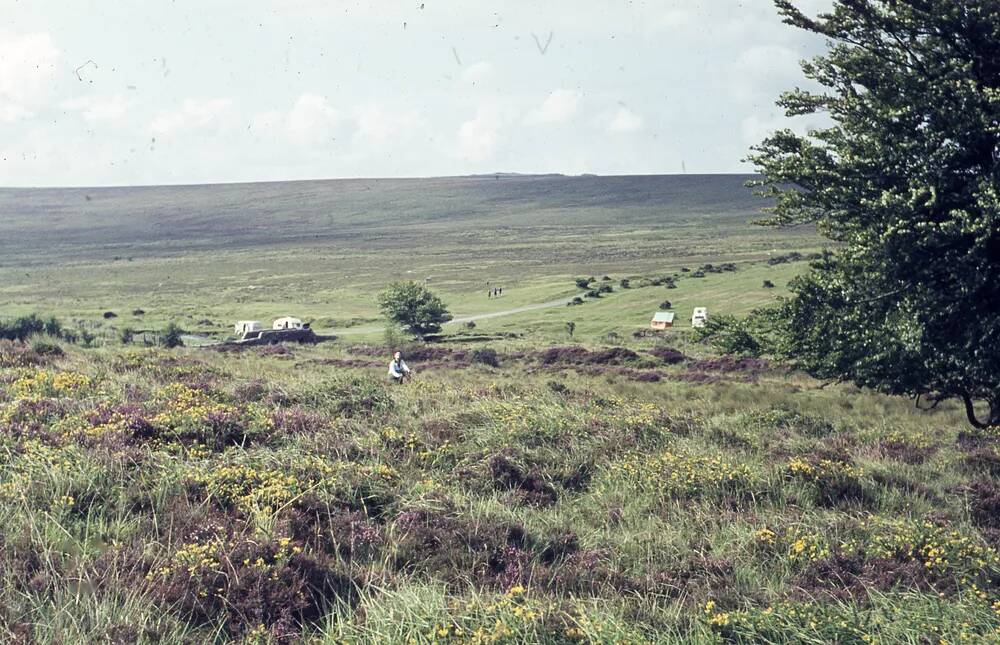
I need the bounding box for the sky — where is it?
[1,0,833,187]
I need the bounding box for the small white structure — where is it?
[691,307,709,328]
[272,316,304,330]
[234,320,262,336]
[650,311,675,330]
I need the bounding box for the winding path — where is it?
[327,293,583,336]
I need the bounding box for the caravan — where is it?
[272,316,304,330]
[234,320,262,336]
[691,307,708,328]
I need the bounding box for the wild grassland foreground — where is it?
[1,336,999,644]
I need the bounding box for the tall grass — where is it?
[0,339,996,642]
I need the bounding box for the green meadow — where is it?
[0,175,812,344]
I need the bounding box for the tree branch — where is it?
[961,392,988,429]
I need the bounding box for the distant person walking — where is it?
[388,351,411,383]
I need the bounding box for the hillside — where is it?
[0,174,820,341]
[0,174,774,262]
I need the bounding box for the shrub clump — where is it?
[785,458,867,507]
[607,450,762,502]
[145,536,356,640]
[488,452,559,506]
[649,346,686,365]
[689,356,772,374]
[537,346,639,366]
[0,340,51,368]
[471,348,501,368]
[149,383,275,449]
[390,506,532,588]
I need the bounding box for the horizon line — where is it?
[0,171,760,192]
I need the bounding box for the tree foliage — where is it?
[376,281,453,338]
[162,323,184,348]
[0,314,66,343]
[696,314,766,357]
[744,0,1000,427]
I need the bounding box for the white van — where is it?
[691,307,708,328]
[234,320,262,336]
[272,316,304,330]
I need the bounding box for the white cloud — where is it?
[0,32,60,122]
[649,9,693,32]
[732,45,805,101]
[249,109,282,132]
[62,94,134,122]
[456,107,502,161]
[526,89,581,125]
[285,93,340,145]
[354,103,420,144]
[741,114,783,147]
[0,104,32,122]
[148,98,233,138]
[741,111,830,147]
[608,107,643,133]
[461,61,494,85]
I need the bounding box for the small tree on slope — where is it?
[377,281,453,339]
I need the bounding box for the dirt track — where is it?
[326,294,585,336]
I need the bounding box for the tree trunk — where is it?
[962,394,1000,429]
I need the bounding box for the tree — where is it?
[43,316,62,337]
[0,314,69,342]
[162,322,184,348]
[376,281,453,339]
[745,1,1000,427]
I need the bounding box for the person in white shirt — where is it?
[388,351,411,383]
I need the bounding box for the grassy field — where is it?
[0,174,814,344]
[3,174,997,643]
